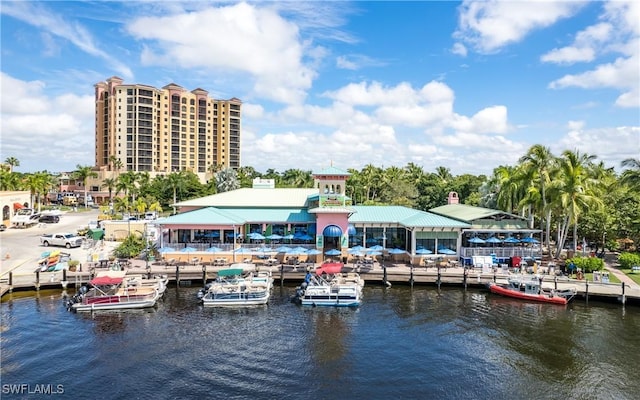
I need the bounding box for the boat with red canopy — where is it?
[292,263,364,307]
[67,271,161,311]
[487,276,576,305]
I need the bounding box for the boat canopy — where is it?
[217,268,244,277]
[90,276,124,286]
[90,270,127,286]
[316,262,343,275]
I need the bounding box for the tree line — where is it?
[2,146,639,254]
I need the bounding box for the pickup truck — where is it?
[40,233,84,248]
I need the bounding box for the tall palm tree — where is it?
[434,166,453,185]
[0,169,21,190]
[116,171,139,203]
[166,172,185,214]
[519,145,556,249]
[549,150,601,257]
[361,164,382,202]
[620,158,640,192]
[4,156,20,172]
[102,177,117,203]
[72,165,98,209]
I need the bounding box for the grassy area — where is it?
[566,272,621,284]
[621,269,640,285]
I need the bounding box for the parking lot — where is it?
[0,208,105,276]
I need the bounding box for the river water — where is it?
[2,284,639,399]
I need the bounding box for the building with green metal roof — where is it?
[156,168,539,263]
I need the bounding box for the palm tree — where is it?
[109,155,123,174]
[549,150,601,257]
[281,169,313,188]
[434,166,453,185]
[620,158,640,191]
[0,168,21,190]
[165,172,185,214]
[116,171,139,203]
[102,177,117,203]
[72,165,98,209]
[4,157,20,172]
[519,145,556,251]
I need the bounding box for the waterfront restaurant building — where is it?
[155,167,472,264]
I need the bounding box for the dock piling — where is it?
[621,282,626,304]
[175,265,180,286]
[35,270,40,291]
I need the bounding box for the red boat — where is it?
[487,277,576,305]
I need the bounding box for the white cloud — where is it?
[454,0,583,53]
[554,125,640,167]
[567,120,585,131]
[451,42,468,57]
[127,2,319,105]
[336,54,386,70]
[549,53,640,108]
[541,47,595,64]
[1,2,133,79]
[0,73,94,172]
[545,2,639,108]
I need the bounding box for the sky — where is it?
[1,0,638,176]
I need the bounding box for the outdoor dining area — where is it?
[460,233,542,266]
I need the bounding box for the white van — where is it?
[144,211,158,220]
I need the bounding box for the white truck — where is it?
[40,233,84,248]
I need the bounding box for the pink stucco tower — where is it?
[308,166,354,253]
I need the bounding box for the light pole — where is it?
[144,223,150,277]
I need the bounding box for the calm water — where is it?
[2,284,640,400]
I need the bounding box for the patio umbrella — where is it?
[468,237,485,244]
[416,248,433,255]
[276,246,293,253]
[387,248,406,259]
[324,249,341,256]
[291,246,308,255]
[503,237,521,244]
[181,246,197,253]
[367,251,382,256]
[521,237,539,243]
[267,234,283,240]
[158,247,175,253]
[298,234,313,241]
[283,234,294,241]
[234,247,253,254]
[369,245,384,251]
[205,246,223,253]
[248,232,265,241]
[305,248,322,264]
[256,246,273,253]
[437,248,456,255]
[485,237,502,245]
[350,245,365,253]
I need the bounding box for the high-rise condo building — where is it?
[94,76,241,180]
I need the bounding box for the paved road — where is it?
[0,208,105,277]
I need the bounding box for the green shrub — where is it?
[618,252,640,269]
[112,235,145,259]
[566,256,604,273]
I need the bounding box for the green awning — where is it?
[217,268,244,277]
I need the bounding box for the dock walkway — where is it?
[2,258,639,305]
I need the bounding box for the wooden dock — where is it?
[2,263,639,306]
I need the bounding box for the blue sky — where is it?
[1,1,638,176]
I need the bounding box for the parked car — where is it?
[39,215,60,224]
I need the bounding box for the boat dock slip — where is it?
[2,261,640,306]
